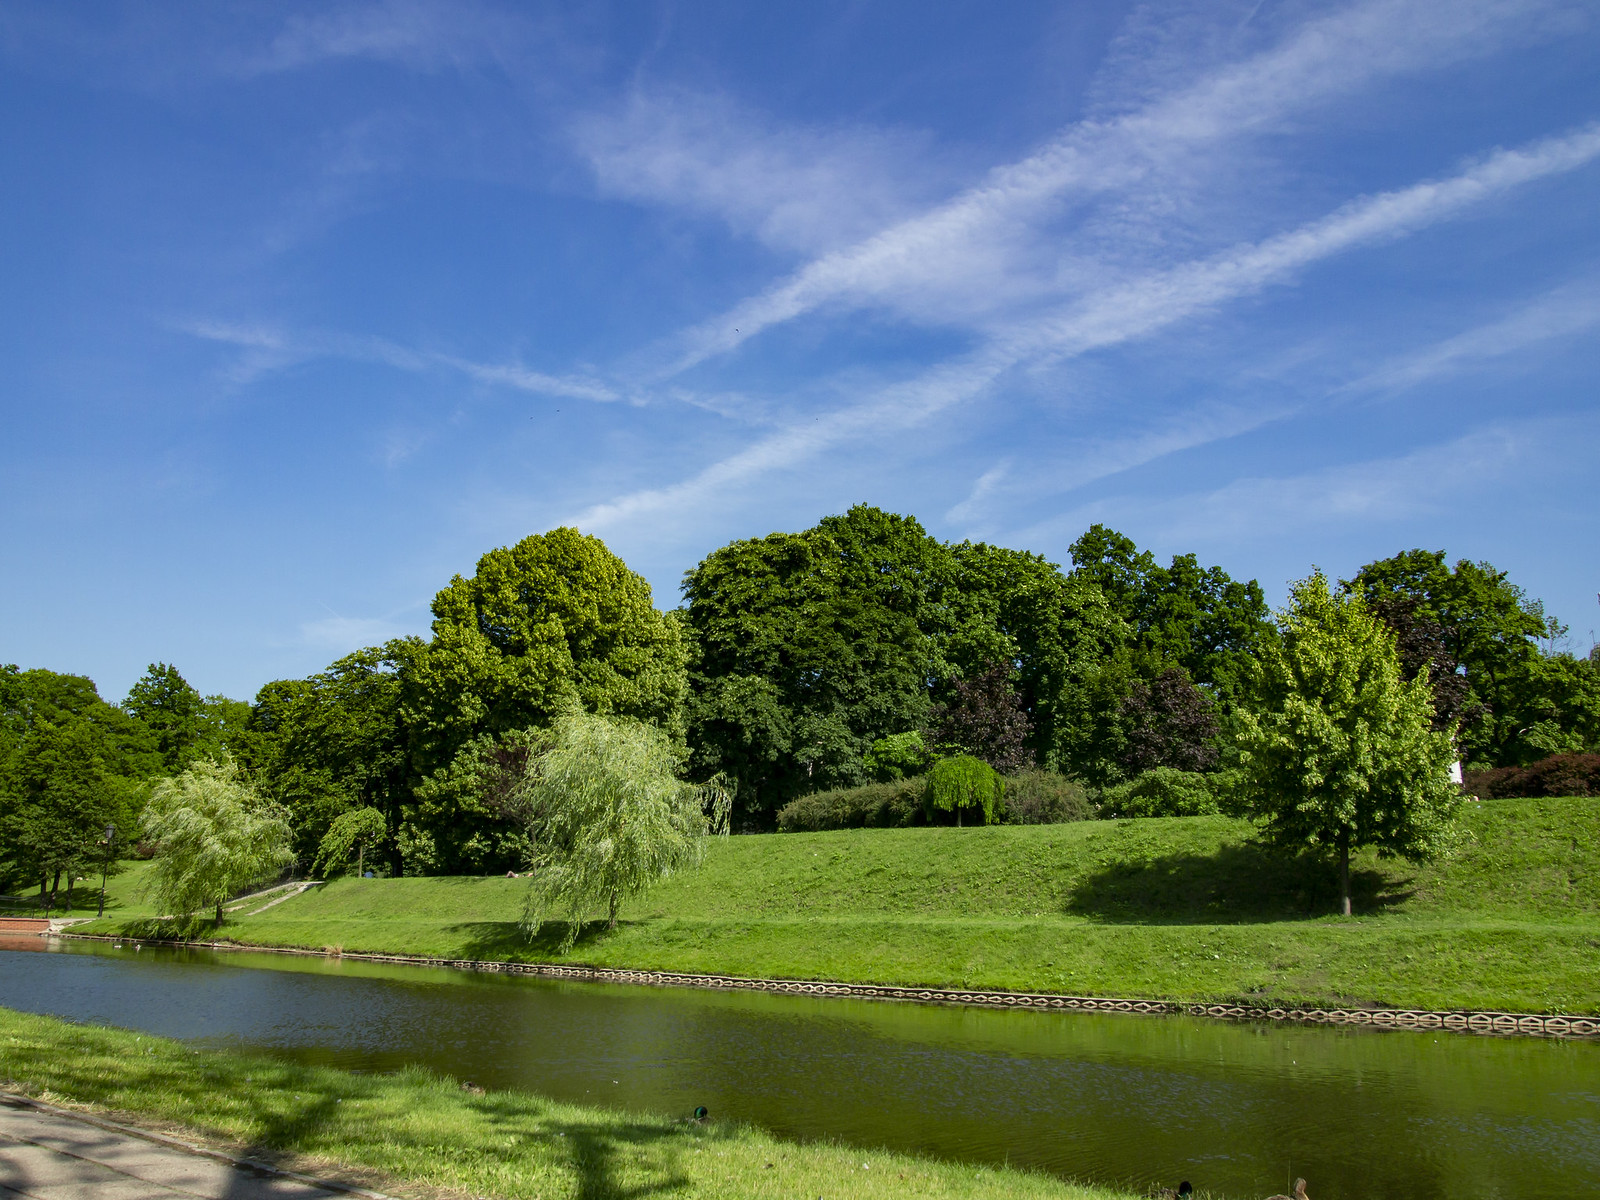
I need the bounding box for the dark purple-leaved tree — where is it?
[927,663,1034,773]
[1118,666,1220,775]
[1364,596,1479,736]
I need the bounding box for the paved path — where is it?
[0,1095,392,1200]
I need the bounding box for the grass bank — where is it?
[0,1006,1139,1200]
[83,797,1600,1014]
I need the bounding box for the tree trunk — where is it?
[358,842,364,878]
[608,890,619,930]
[47,868,61,915]
[1339,828,1352,917]
[216,903,225,925]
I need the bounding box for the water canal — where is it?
[1,937,1595,1199]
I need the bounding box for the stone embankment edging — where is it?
[57,933,1597,1039]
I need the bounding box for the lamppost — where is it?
[97,824,115,919]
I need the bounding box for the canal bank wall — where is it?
[55,932,1599,1039]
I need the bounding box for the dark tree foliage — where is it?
[1118,666,1221,775]
[935,540,1127,774]
[683,505,945,826]
[1068,524,1272,704]
[927,663,1034,773]
[1345,550,1595,765]
[0,666,156,898]
[1364,596,1478,736]
[248,641,419,869]
[122,664,211,774]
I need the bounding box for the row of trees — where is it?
[4,507,1596,892]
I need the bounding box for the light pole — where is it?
[97,824,115,919]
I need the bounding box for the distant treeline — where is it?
[4,506,1597,885]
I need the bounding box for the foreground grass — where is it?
[84,797,1600,1014]
[0,1007,1139,1200]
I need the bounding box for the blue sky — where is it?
[2,0,1597,703]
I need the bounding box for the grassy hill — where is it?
[81,796,1600,1015]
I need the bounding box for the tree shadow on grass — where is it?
[447,918,626,962]
[1066,840,1417,924]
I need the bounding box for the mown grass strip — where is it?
[0,1006,1144,1200]
[78,798,1600,1015]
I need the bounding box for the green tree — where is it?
[1068,524,1272,704]
[683,506,946,824]
[936,540,1126,772]
[399,727,539,874]
[406,527,688,783]
[123,664,213,773]
[140,758,294,926]
[1235,573,1459,916]
[249,640,420,869]
[310,806,387,879]
[0,667,154,901]
[514,711,730,949]
[1346,550,1584,764]
[924,754,1006,826]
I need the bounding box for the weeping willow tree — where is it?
[139,758,294,926]
[311,806,387,879]
[924,754,1006,826]
[515,711,730,950]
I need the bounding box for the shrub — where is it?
[1099,767,1220,818]
[924,754,1005,825]
[1465,753,1600,798]
[775,779,924,832]
[1002,769,1094,824]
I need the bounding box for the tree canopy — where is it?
[514,710,730,948]
[682,506,944,824]
[407,527,688,777]
[0,666,155,900]
[1235,572,1459,915]
[139,757,294,926]
[1346,550,1598,765]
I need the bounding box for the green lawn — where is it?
[0,1007,1139,1200]
[82,796,1600,1014]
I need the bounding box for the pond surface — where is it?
[1,937,1596,1200]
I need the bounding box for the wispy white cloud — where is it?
[180,320,619,403]
[1065,414,1597,549]
[1340,276,1600,395]
[574,119,1600,531]
[573,89,951,256]
[653,0,1579,374]
[241,0,523,76]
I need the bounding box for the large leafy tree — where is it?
[0,667,156,900]
[935,540,1126,776]
[1068,524,1272,703]
[407,528,687,773]
[1346,550,1591,765]
[513,710,730,949]
[1235,573,1459,916]
[683,506,946,824]
[140,757,294,926]
[399,528,687,867]
[123,664,220,773]
[926,662,1033,773]
[249,640,420,868]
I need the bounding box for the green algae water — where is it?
[1,937,1594,1199]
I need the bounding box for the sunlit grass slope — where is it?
[0,1007,1138,1200]
[87,797,1600,1014]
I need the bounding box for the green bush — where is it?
[775,778,925,832]
[1002,769,1094,823]
[924,754,1006,825]
[1098,767,1220,818]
